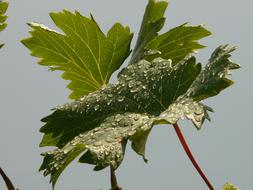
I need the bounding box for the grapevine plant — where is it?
[21,0,240,190]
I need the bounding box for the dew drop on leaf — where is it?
[94,141,102,147]
[117,96,125,102]
[94,105,100,111]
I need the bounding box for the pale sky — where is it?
[0,0,252,189]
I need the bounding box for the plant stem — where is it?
[0,167,15,190]
[110,165,122,190]
[173,123,215,190]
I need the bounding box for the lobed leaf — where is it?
[129,0,211,67]
[186,45,240,101]
[40,57,201,148]
[39,45,239,187]
[144,23,212,65]
[22,1,239,187]
[22,10,133,99]
[129,0,168,64]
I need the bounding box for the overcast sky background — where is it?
[0,0,252,189]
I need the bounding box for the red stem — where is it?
[0,167,15,190]
[173,123,215,190]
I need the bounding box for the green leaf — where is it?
[0,1,8,47]
[129,0,168,64]
[39,45,239,187]
[186,45,240,101]
[39,57,201,148]
[22,10,133,99]
[222,183,240,190]
[144,23,212,65]
[39,144,86,188]
[129,1,211,66]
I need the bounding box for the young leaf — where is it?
[129,0,211,67]
[39,45,239,187]
[129,0,168,64]
[0,0,8,48]
[143,23,212,65]
[22,10,133,99]
[222,183,240,190]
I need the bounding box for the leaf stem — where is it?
[110,165,122,190]
[173,123,215,190]
[0,167,15,190]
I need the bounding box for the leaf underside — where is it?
[22,0,240,188]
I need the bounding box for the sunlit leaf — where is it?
[22,10,133,99]
[144,23,211,65]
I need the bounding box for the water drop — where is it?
[94,105,100,111]
[144,49,162,56]
[70,141,77,146]
[194,107,203,115]
[195,116,202,122]
[107,99,112,105]
[128,130,135,136]
[117,96,125,102]
[218,72,225,78]
[128,80,135,88]
[54,163,58,168]
[63,149,69,154]
[106,137,114,143]
[94,141,102,147]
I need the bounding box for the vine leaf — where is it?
[129,0,168,64]
[222,183,240,190]
[129,0,211,66]
[21,0,239,188]
[0,0,8,48]
[187,45,240,101]
[38,45,239,187]
[144,23,212,65]
[22,10,133,99]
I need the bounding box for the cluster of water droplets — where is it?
[44,56,200,163]
[55,57,175,118]
[186,45,240,98]
[159,96,209,129]
[41,112,152,174]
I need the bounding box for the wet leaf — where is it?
[22,10,133,99]
[22,1,239,188]
[186,45,240,101]
[39,46,238,187]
